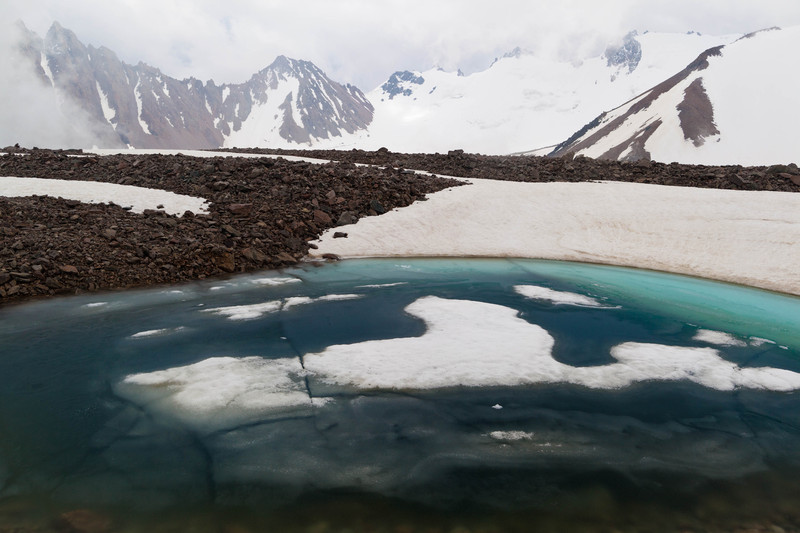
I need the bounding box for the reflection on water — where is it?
[1,258,799,532]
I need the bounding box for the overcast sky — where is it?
[8,0,800,90]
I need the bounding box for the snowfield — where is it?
[558,26,800,166]
[310,178,800,296]
[336,31,739,154]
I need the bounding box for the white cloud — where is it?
[6,1,800,91]
[0,19,114,148]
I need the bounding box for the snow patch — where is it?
[94,81,117,123]
[0,177,209,216]
[133,79,152,135]
[251,277,302,287]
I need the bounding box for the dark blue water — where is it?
[1,258,800,532]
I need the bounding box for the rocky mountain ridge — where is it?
[15,21,373,150]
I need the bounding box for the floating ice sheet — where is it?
[116,296,800,436]
[305,297,800,392]
[693,329,748,347]
[129,327,186,339]
[514,285,610,307]
[204,294,362,320]
[202,300,283,320]
[115,356,314,432]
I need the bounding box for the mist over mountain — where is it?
[3,20,797,165]
[4,21,373,150]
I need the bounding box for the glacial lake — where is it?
[1,258,800,532]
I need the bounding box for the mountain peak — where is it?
[380,70,425,100]
[605,31,642,73]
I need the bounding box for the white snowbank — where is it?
[693,329,748,347]
[304,296,800,392]
[115,356,314,432]
[0,176,209,216]
[514,285,608,307]
[310,179,800,296]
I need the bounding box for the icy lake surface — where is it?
[1,258,800,531]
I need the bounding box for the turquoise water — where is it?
[1,258,799,532]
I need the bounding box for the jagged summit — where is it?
[605,31,642,72]
[380,71,426,100]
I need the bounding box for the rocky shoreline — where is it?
[0,149,461,306]
[2,147,798,307]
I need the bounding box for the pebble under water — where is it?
[1,258,800,532]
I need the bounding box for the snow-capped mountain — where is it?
[14,21,373,149]
[343,30,739,154]
[548,26,800,166]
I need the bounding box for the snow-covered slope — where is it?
[342,31,738,154]
[549,27,800,165]
[221,56,373,148]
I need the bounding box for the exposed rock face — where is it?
[14,22,373,150]
[605,31,642,73]
[677,78,720,146]
[380,71,426,99]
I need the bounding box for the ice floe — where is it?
[129,327,186,339]
[251,277,302,286]
[0,176,209,216]
[514,285,611,307]
[117,297,800,432]
[304,297,800,392]
[693,329,748,347]
[355,282,408,289]
[304,296,555,389]
[283,294,362,310]
[202,300,283,320]
[203,294,362,320]
[114,356,315,432]
[488,431,535,441]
